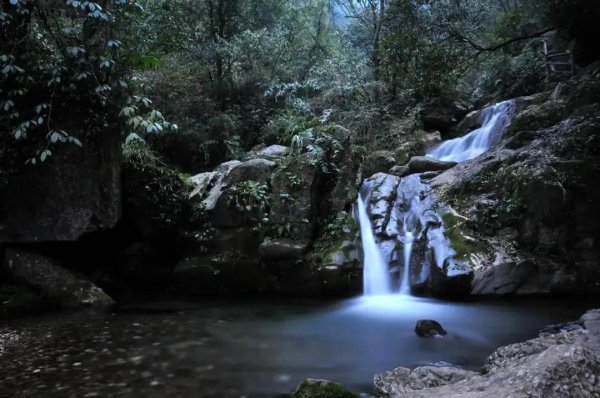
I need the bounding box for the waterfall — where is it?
[399,230,413,295]
[357,188,392,296]
[427,100,515,162]
[357,100,516,297]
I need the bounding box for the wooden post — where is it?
[543,40,550,79]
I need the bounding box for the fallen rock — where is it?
[407,156,457,174]
[293,378,357,398]
[3,249,114,307]
[415,320,447,337]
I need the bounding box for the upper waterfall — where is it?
[426,100,515,163]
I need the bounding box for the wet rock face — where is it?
[293,378,357,398]
[3,249,114,307]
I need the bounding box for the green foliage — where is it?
[0,0,138,164]
[228,180,270,232]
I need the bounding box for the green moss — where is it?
[442,212,469,260]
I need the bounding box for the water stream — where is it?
[427,100,515,162]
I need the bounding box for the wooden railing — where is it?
[542,40,575,77]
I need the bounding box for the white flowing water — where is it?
[357,192,392,296]
[399,230,413,295]
[427,100,515,162]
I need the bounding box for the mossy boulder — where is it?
[292,379,357,398]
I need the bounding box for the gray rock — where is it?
[245,144,288,160]
[374,366,476,396]
[223,158,276,186]
[293,378,357,398]
[450,109,482,137]
[421,131,442,148]
[389,165,410,177]
[259,239,309,260]
[364,150,397,178]
[407,156,457,174]
[3,249,114,307]
[415,320,447,337]
[188,160,240,210]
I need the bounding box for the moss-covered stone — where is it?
[292,379,357,398]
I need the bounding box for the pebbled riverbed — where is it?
[0,296,595,397]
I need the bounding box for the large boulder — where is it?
[222,158,276,186]
[0,131,121,243]
[293,379,357,398]
[3,248,114,307]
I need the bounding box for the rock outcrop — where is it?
[0,130,121,243]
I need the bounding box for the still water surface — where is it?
[0,296,594,397]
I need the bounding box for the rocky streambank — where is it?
[372,308,600,398]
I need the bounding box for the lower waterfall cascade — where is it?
[358,100,516,297]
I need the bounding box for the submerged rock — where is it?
[293,378,357,398]
[3,249,114,307]
[415,320,447,338]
